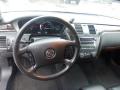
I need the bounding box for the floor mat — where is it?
[10,71,58,90]
[10,65,59,90]
[10,58,120,90]
[59,64,89,90]
[9,64,89,90]
[79,59,120,88]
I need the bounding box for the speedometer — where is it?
[40,22,54,34]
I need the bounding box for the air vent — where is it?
[88,25,96,34]
[80,37,96,51]
[80,37,95,41]
[0,36,7,48]
[74,23,83,34]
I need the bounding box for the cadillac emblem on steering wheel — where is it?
[45,48,56,59]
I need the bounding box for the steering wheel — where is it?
[13,16,80,80]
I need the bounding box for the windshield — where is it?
[0,0,120,10]
[0,0,120,4]
[0,0,120,11]
[28,0,119,4]
[0,0,120,19]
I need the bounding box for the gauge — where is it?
[40,22,54,32]
[55,25,61,31]
[53,22,65,34]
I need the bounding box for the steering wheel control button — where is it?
[45,48,56,59]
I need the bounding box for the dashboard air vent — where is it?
[88,25,96,34]
[0,36,6,48]
[74,23,83,34]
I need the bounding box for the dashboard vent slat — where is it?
[88,25,96,34]
[74,23,83,34]
[0,36,7,48]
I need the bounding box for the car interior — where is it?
[1,0,120,90]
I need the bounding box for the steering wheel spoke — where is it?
[19,46,28,55]
[64,59,72,67]
[27,65,38,73]
[66,40,77,46]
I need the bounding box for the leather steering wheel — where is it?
[13,16,80,80]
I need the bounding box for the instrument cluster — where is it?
[18,18,65,36]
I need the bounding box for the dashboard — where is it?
[17,17,100,59]
[0,11,120,59]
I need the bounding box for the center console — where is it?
[79,35,100,58]
[74,23,100,58]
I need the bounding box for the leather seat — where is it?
[80,85,106,90]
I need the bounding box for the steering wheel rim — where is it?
[13,16,80,80]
